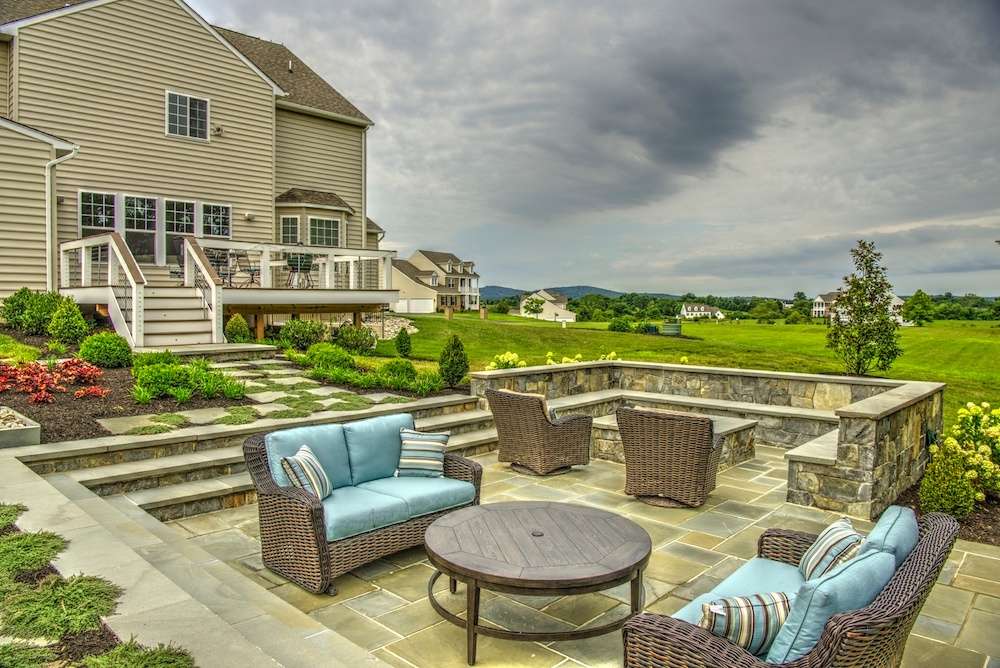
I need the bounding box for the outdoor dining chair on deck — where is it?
[234,250,261,287]
[285,253,316,288]
[204,248,236,287]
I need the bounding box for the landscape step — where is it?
[68,446,246,495]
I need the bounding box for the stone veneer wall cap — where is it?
[470,359,906,388]
[836,382,947,420]
[785,429,839,465]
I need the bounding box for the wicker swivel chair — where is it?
[485,388,591,476]
[616,406,722,507]
[623,513,959,668]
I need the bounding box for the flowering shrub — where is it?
[486,352,529,370]
[544,351,618,365]
[920,402,1000,518]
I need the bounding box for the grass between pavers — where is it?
[386,314,998,428]
[214,406,259,426]
[149,413,192,428]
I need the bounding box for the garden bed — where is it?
[897,484,1000,547]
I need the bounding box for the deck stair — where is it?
[36,396,497,522]
[137,263,218,347]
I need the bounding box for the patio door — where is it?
[123,195,158,264]
[164,200,196,264]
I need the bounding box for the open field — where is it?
[378,313,999,425]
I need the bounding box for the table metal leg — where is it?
[467,580,480,665]
[450,577,458,594]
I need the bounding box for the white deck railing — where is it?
[194,239,395,291]
[59,233,146,347]
[181,237,224,343]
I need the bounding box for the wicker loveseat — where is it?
[623,510,959,668]
[244,413,482,594]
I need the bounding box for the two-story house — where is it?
[0,0,397,347]
[812,292,841,319]
[519,289,576,322]
[678,303,725,320]
[391,250,479,313]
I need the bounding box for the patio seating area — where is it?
[168,446,998,668]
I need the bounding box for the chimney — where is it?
[288,59,294,73]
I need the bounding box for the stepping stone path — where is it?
[99,358,412,436]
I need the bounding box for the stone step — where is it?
[133,343,278,361]
[444,427,498,457]
[126,472,256,521]
[415,408,494,436]
[68,446,246,496]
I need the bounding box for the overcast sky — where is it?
[196,0,1000,297]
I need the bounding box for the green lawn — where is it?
[378,314,999,425]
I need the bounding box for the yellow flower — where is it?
[680,356,689,364]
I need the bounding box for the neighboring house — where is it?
[814,291,909,325]
[391,250,479,314]
[519,289,576,322]
[0,0,397,348]
[678,303,725,320]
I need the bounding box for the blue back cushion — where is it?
[265,424,352,490]
[343,413,415,484]
[766,550,896,663]
[859,505,919,568]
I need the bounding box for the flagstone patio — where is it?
[167,446,1000,668]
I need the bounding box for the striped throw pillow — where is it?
[799,517,863,580]
[699,592,795,656]
[280,445,332,499]
[397,428,448,477]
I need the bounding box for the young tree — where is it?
[791,291,813,317]
[826,240,903,376]
[394,328,412,358]
[521,296,544,317]
[439,335,470,388]
[901,289,934,326]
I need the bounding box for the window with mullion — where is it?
[165,201,195,234]
[80,192,116,230]
[309,218,339,247]
[203,204,231,238]
[280,216,299,244]
[124,196,156,232]
[166,92,209,140]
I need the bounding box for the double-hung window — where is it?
[203,204,231,238]
[166,91,209,140]
[280,216,300,244]
[309,218,339,247]
[165,200,195,234]
[80,192,116,231]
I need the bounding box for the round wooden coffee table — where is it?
[424,501,652,665]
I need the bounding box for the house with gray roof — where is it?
[391,250,480,313]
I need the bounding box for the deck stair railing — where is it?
[181,237,224,344]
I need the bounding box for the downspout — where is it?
[44,147,79,291]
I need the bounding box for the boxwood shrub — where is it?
[79,332,133,368]
[280,319,326,350]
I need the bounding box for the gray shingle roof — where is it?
[276,188,354,213]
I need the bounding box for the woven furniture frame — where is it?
[622,512,959,668]
[244,433,482,594]
[485,388,591,476]
[616,406,723,507]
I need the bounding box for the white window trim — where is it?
[201,202,233,239]
[164,90,212,143]
[308,216,341,248]
[164,198,198,235]
[279,215,301,244]
[78,190,119,235]
[122,194,159,233]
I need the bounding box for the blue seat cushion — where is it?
[321,486,409,541]
[266,424,351,489]
[671,557,804,626]
[766,550,896,663]
[859,505,918,568]
[359,476,476,518]
[343,414,415,484]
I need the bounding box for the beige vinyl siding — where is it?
[0,126,52,297]
[393,270,438,301]
[366,231,380,249]
[14,0,276,254]
[0,41,9,116]
[275,109,364,248]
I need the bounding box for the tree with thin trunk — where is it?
[522,296,544,317]
[826,240,903,376]
[901,289,934,326]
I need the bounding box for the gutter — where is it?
[276,100,373,128]
[45,148,80,291]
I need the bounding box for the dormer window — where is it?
[430,275,438,286]
[166,91,210,141]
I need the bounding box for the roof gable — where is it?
[0,116,78,150]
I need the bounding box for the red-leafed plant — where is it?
[0,360,108,404]
[74,385,111,400]
[55,359,103,385]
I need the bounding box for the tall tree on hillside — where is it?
[826,240,903,376]
[791,291,813,317]
[902,289,934,326]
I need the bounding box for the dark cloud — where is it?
[194,0,1000,295]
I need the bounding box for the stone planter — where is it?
[0,407,41,448]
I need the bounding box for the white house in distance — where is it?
[519,289,577,322]
[813,291,909,325]
[391,250,479,313]
[678,303,725,320]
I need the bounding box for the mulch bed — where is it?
[1,367,248,444]
[0,325,116,357]
[896,484,1000,547]
[54,623,120,663]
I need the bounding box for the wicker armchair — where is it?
[616,406,722,507]
[485,388,591,476]
[243,434,482,595]
[623,513,959,668]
